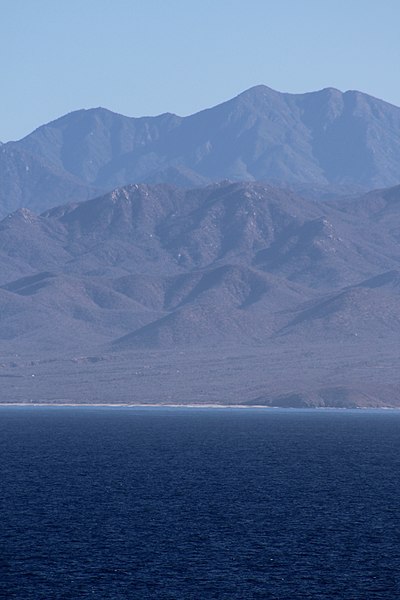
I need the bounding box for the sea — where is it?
[1,407,400,599]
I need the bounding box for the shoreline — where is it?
[0,402,399,410]
[0,402,276,408]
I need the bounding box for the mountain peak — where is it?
[236,84,281,97]
[1,85,400,217]
[239,84,344,99]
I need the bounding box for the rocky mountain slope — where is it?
[2,85,400,216]
[0,181,399,407]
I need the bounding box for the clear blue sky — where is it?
[1,0,399,141]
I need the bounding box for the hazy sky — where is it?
[1,0,399,141]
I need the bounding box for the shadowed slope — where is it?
[0,181,399,407]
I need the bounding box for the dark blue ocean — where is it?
[1,407,400,599]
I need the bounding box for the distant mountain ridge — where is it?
[2,85,400,216]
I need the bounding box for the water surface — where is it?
[1,407,400,599]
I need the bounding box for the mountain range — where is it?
[0,181,399,407]
[2,85,400,217]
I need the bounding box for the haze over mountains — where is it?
[2,85,400,216]
[0,179,399,407]
[0,85,399,406]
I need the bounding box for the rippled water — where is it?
[1,407,400,599]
